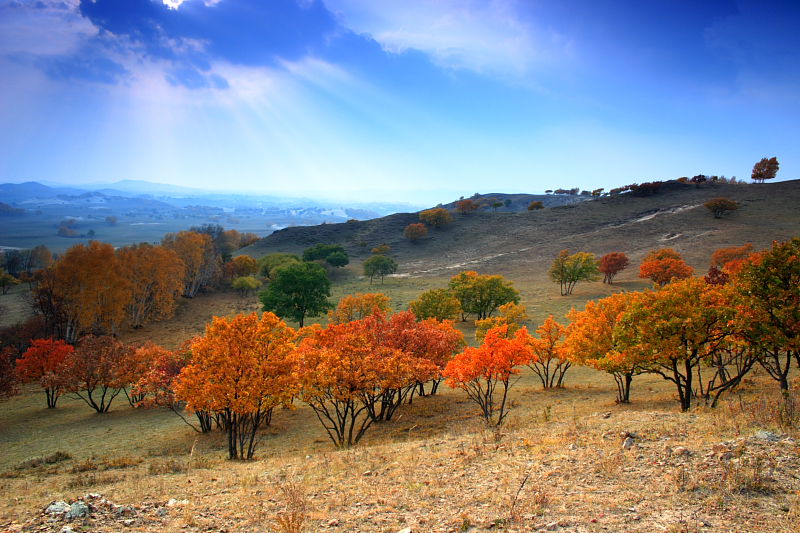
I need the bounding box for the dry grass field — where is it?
[1,180,799,532]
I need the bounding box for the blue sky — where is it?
[0,0,798,204]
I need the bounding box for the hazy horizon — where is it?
[1,1,798,205]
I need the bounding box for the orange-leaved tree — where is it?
[527,315,570,388]
[63,335,130,413]
[564,292,645,403]
[132,341,213,432]
[328,293,391,324]
[175,312,297,459]
[223,255,259,281]
[751,156,779,183]
[16,338,73,408]
[372,310,464,407]
[162,230,218,298]
[598,252,629,285]
[32,241,131,342]
[638,248,693,287]
[455,199,478,215]
[616,278,734,410]
[443,324,534,426]
[404,223,428,242]
[115,341,164,407]
[711,243,754,271]
[117,243,184,329]
[704,198,739,219]
[294,318,385,447]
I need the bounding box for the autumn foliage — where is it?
[443,325,533,426]
[475,302,528,342]
[455,199,478,214]
[328,293,391,324]
[419,207,453,228]
[751,156,779,183]
[62,335,130,413]
[565,292,644,403]
[704,197,739,219]
[117,243,184,329]
[295,310,462,446]
[638,248,693,287]
[598,252,629,284]
[404,223,428,242]
[527,315,570,389]
[16,338,73,408]
[175,312,297,459]
[162,230,218,298]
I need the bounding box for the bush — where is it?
[404,223,428,242]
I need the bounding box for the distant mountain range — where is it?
[0,180,423,252]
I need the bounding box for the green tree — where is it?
[409,288,462,321]
[363,255,397,285]
[448,271,520,320]
[733,237,800,390]
[258,253,301,279]
[260,262,331,327]
[232,276,262,297]
[302,244,349,268]
[326,251,349,268]
[549,250,600,296]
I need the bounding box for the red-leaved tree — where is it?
[16,338,74,408]
[63,335,129,413]
[599,252,629,284]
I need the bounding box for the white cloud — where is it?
[322,0,570,77]
[0,1,97,56]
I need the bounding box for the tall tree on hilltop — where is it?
[751,156,779,183]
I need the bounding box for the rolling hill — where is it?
[246,179,800,280]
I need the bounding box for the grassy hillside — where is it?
[2,179,799,532]
[246,179,800,324]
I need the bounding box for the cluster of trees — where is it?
[257,244,353,326]
[5,296,466,458]
[443,238,798,425]
[408,271,520,323]
[547,247,699,295]
[5,227,257,344]
[566,238,798,409]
